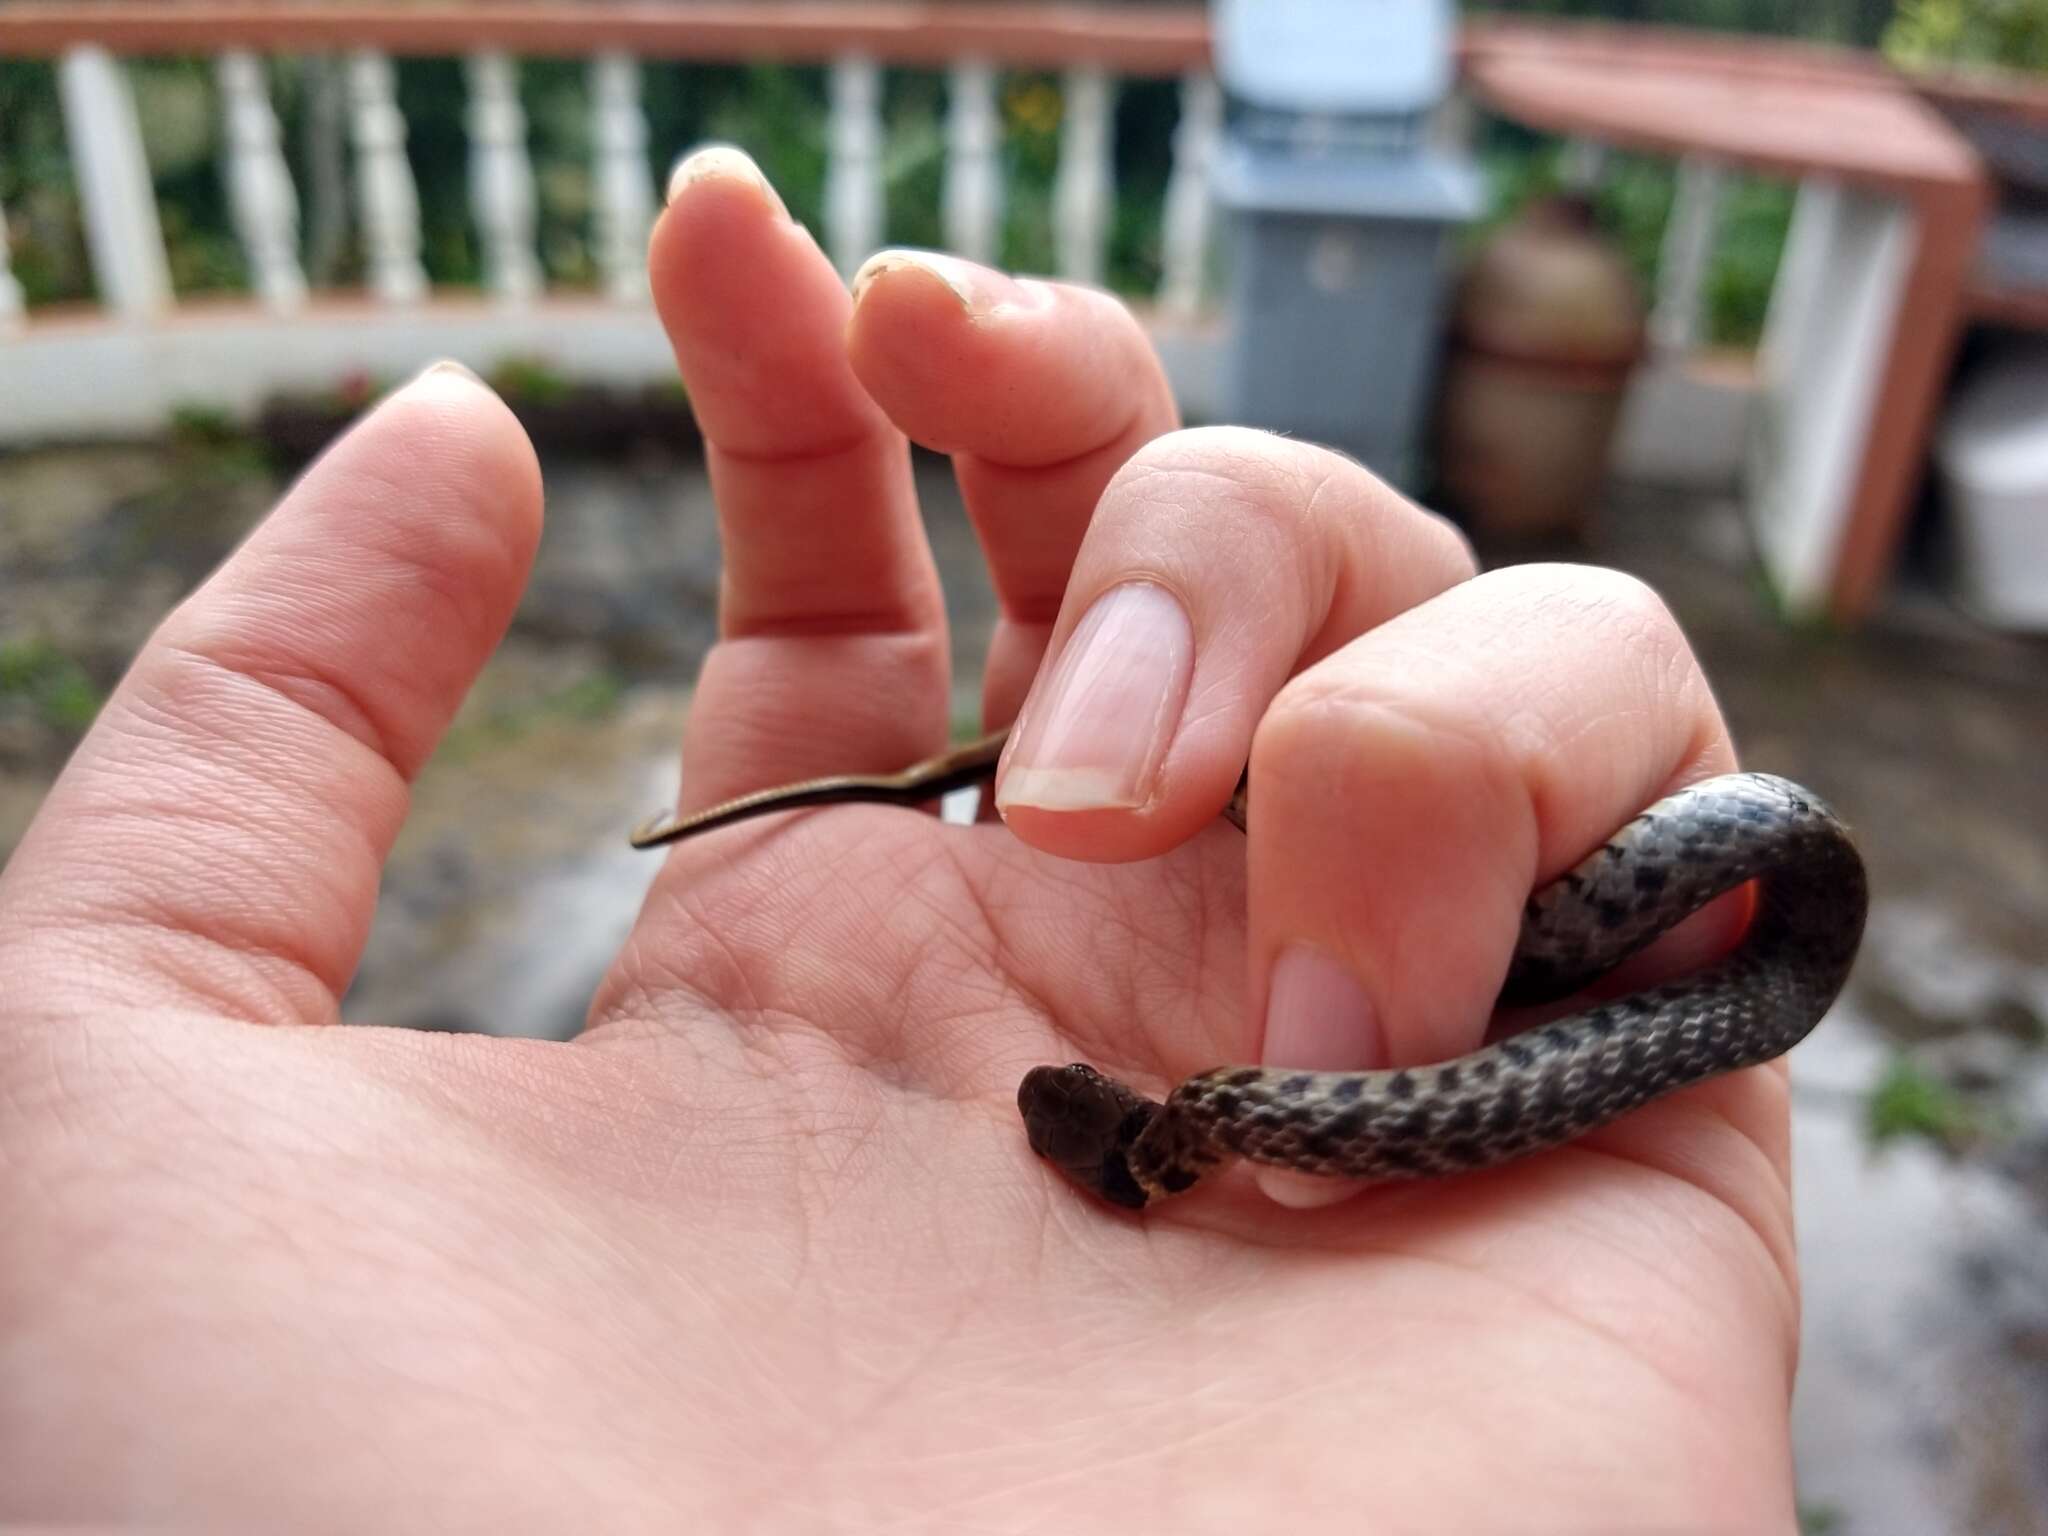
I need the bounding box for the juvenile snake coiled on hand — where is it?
[634,739,1868,1213]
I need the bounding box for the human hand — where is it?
[0,147,1797,1532]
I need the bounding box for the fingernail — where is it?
[415,358,480,385]
[666,144,788,219]
[852,249,979,310]
[995,582,1194,814]
[1262,944,1382,1071]
[1256,945,1380,1209]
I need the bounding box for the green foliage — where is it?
[1106,77,1180,295]
[1705,178,1798,349]
[556,672,627,719]
[1797,1503,1845,1536]
[882,72,948,252]
[1468,0,1897,49]
[1472,131,1794,349]
[702,64,831,234]
[168,404,245,448]
[439,670,628,760]
[1865,1055,1982,1149]
[0,60,89,306]
[0,638,103,735]
[2,18,1843,325]
[486,356,574,406]
[136,57,247,296]
[394,57,480,288]
[1000,72,1062,276]
[1884,0,2048,70]
[167,404,271,480]
[1592,154,1681,289]
[523,56,600,289]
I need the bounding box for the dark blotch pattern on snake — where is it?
[1017,772,1866,1211]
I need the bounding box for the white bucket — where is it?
[1934,340,2048,630]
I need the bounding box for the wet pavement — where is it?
[2,437,2044,1533]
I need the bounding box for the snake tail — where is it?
[1017,772,1868,1211]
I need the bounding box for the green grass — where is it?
[1865,1055,1981,1150]
[439,670,628,760]
[0,637,103,734]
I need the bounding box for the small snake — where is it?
[633,731,1868,1212]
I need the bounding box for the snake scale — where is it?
[633,730,1868,1212]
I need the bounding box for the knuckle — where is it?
[1110,426,1316,524]
[1252,662,1513,813]
[1504,562,1682,646]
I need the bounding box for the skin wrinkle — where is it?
[1592,1096,1803,1317]
[1274,600,1722,885]
[1361,1234,1733,1440]
[80,770,375,902]
[708,425,881,471]
[618,828,1014,1113]
[164,628,414,780]
[244,413,536,624]
[821,1250,999,1460]
[603,881,768,1035]
[3,870,352,1030]
[952,388,1146,479]
[99,653,401,841]
[1481,1148,1792,1358]
[711,605,946,643]
[32,907,340,1028]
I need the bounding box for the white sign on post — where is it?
[1212,0,1454,115]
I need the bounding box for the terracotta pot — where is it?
[1435,194,1646,539]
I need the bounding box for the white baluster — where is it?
[57,46,173,318]
[1054,67,1115,286]
[1158,72,1220,321]
[0,200,25,328]
[303,58,349,286]
[347,50,427,305]
[466,51,542,305]
[217,50,306,312]
[944,59,1002,264]
[825,55,883,276]
[1559,138,1609,193]
[1649,156,1729,355]
[590,52,655,303]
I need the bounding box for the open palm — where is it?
[1,149,1800,1533]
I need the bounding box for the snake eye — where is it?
[1017,1065,1120,1165]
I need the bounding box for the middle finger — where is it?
[650,150,948,810]
[846,251,1181,731]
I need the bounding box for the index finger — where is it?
[651,151,949,811]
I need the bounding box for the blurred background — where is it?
[1,2,2044,1530]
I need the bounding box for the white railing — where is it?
[0,4,1225,441]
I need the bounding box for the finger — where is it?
[651,149,947,810]
[989,427,1475,861]
[845,250,1178,728]
[0,365,541,1024]
[1244,564,1747,1205]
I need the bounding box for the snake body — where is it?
[635,734,1867,1212]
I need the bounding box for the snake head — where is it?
[1017,1064,1160,1210]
